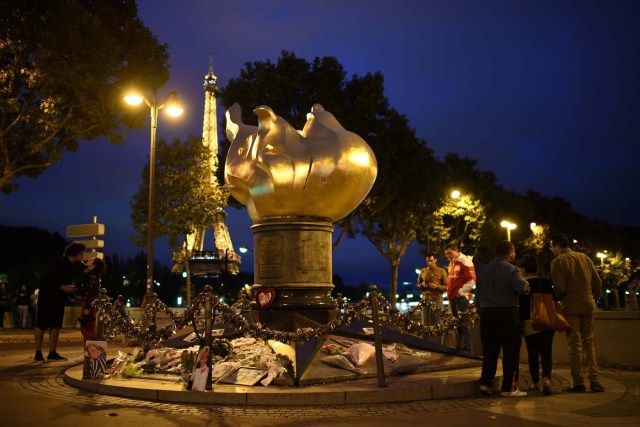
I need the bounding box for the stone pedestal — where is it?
[251,216,337,310]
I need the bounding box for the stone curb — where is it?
[64,364,488,406]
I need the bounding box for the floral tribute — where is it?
[93,289,477,385]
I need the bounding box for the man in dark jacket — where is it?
[476,240,530,397]
[34,242,86,362]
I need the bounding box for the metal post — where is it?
[140,92,159,327]
[368,284,386,387]
[146,92,158,296]
[96,288,108,341]
[185,243,192,307]
[204,285,213,391]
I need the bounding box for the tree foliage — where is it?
[0,224,68,289]
[0,0,170,192]
[430,192,486,252]
[129,135,228,255]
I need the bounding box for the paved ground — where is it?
[1,328,640,426]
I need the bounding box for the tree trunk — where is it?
[390,261,399,307]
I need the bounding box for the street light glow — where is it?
[451,190,461,199]
[500,220,517,230]
[500,220,517,241]
[165,102,184,117]
[124,93,143,105]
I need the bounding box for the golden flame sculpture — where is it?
[225,103,377,221]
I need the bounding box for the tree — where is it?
[0,0,170,192]
[353,112,443,306]
[129,135,228,302]
[0,224,68,288]
[430,192,486,252]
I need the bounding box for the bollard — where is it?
[204,285,213,391]
[95,288,109,341]
[369,284,386,387]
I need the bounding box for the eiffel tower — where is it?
[186,58,240,278]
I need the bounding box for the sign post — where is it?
[67,216,105,260]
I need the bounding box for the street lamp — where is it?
[500,220,517,241]
[238,245,253,254]
[125,89,183,299]
[451,190,461,199]
[596,252,607,266]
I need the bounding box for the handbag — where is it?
[530,293,569,332]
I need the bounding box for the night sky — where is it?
[1,0,639,289]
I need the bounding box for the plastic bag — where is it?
[345,342,376,366]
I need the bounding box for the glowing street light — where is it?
[451,190,461,199]
[500,220,517,241]
[596,252,607,266]
[124,89,183,302]
[238,245,253,254]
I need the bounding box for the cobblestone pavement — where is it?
[2,333,640,426]
[4,357,640,422]
[574,369,640,417]
[5,360,519,418]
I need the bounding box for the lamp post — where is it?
[500,220,517,241]
[596,252,607,267]
[124,89,183,302]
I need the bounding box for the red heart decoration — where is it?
[255,287,276,310]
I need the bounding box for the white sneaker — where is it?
[501,389,527,398]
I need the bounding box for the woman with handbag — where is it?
[519,254,556,396]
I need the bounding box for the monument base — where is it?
[251,216,337,310]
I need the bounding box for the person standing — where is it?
[444,242,476,353]
[476,240,530,397]
[519,254,556,396]
[417,254,448,331]
[34,242,86,362]
[78,257,106,343]
[550,233,604,392]
[15,284,31,329]
[30,288,39,327]
[0,283,11,328]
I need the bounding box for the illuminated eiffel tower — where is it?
[187,58,240,277]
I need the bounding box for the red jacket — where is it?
[447,253,476,301]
